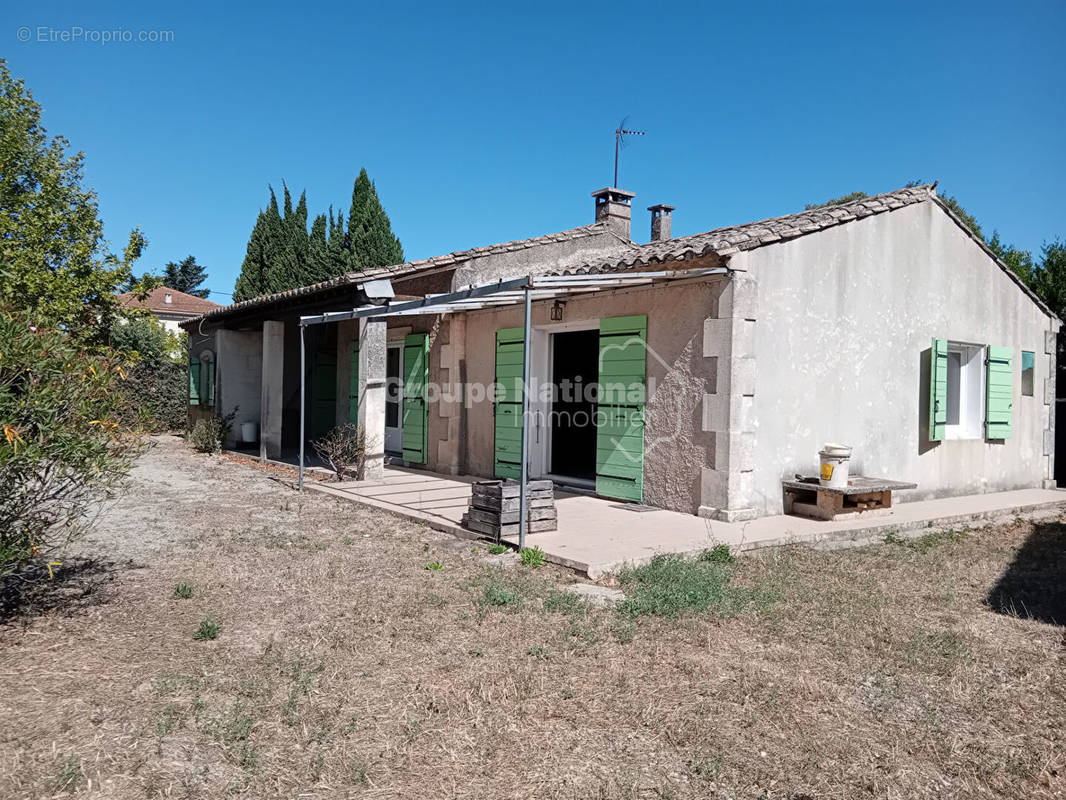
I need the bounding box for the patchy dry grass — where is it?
[0,437,1063,799]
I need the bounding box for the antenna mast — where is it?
[613,120,645,187]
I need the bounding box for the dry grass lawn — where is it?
[1,436,1064,799]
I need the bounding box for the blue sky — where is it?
[7,0,1065,299]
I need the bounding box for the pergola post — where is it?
[518,281,532,550]
[298,322,306,491]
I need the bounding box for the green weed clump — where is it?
[698,544,735,564]
[173,582,193,599]
[193,618,220,640]
[481,583,520,608]
[616,554,762,618]
[487,543,508,555]
[520,545,546,568]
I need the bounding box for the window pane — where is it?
[1022,350,1035,396]
[946,351,962,425]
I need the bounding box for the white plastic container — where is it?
[818,443,852,488]
[240,421,259,444]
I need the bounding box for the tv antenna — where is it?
[613,117,645,188]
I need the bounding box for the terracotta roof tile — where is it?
[118,286,221,315]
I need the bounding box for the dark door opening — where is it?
[550,329,599,480]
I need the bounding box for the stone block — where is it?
[702,393,728,432]
[733,356,756,397]
[702,317,731,358]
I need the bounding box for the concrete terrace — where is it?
[308,466,1066,579]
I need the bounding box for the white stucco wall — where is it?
[746,199,1056,515]
[216,329,263,448]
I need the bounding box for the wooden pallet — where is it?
[782,476,917,521]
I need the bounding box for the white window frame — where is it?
[944,341,985,440]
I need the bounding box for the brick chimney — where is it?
[592,187,635,240]
[648,204,675,242]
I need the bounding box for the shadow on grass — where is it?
[986,521,1066,627]
[0,557,121,623]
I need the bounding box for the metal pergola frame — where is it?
[297,266,729,548]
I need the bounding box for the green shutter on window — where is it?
[189,355,201,406]
[348,340,359,424]
[929,337,948,441]
[596,315,647,502]
[493,327,524,479]
[986,346,1013,439]
[402,333,428,463]
[204,358,215,408]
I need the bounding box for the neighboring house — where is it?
[118,286,222,335]
[181,184,1058,520]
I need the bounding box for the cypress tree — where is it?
[326,207,350,275]
[233,187,280,302]
[347,168,404,271]
[233,171,404,300]
[307,213,330,283]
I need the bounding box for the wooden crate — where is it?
[461,479,557,537]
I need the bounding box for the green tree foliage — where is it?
[1031,240,1066,318]
[987,231,1034,284]
[0,59,149,343]
[107,315,188,433]
[162,255,209,298]
[108,316,181,363]
[231,169,404,301]
[233,188,280,302]
[0,312,141,575]
[347,168,404,271]
[936,192,983,239]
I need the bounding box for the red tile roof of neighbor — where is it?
[118,286,222,315]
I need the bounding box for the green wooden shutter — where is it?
[204,357,215,408]
[986,346,1013,439]
[189,355,201,406]
[402,333,428,463]
[493,327,524,479]
[929,337,947,441]
[596,315,647,502]
[348,340,359,424]
[310,352,337,439]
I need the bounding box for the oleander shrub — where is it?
[0,312,141,576]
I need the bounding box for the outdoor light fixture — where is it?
[551,299,566,321]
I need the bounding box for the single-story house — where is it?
[119,285,222,334]
[181,184,1058,520]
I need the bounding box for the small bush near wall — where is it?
[189,410,236,454]
[313,424,370,480]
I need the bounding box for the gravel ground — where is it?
[76,435,294,561]
[0,436,1063,800]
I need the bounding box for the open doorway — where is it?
[548,329,598,483]
[384,343,403,454]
